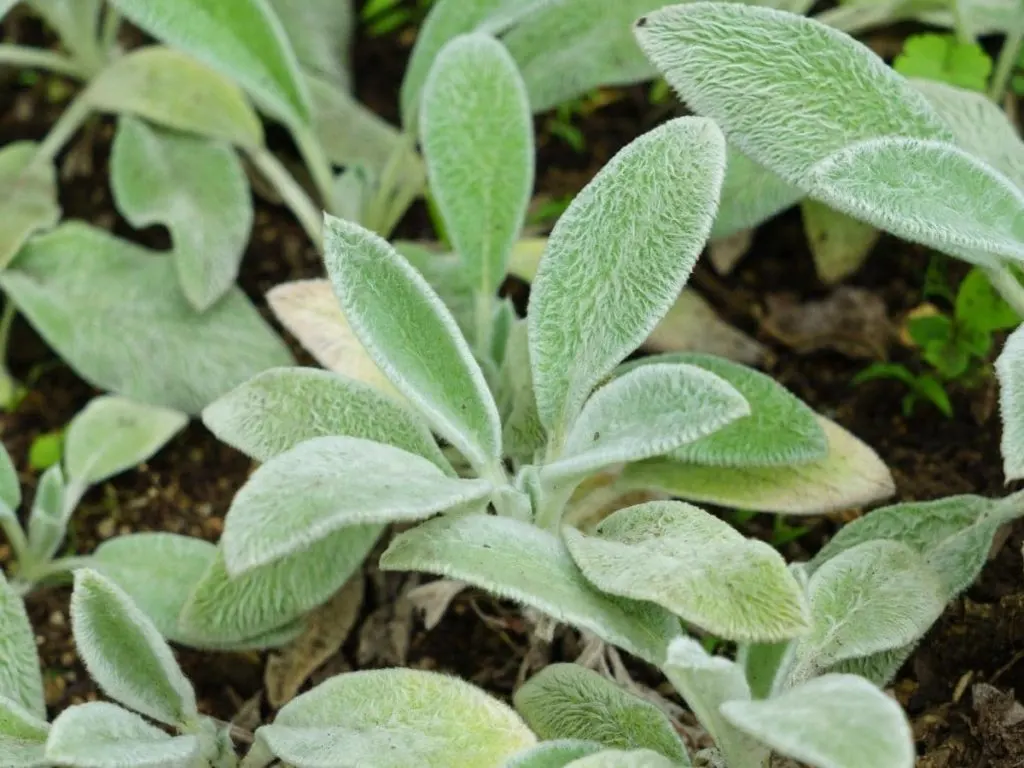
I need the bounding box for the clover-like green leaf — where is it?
[565,501,809,642]
[111,116,253,311]
[796,541,945,676]
[254,668,536,768]
[801,200,880,285]
[0,694,48,768]
[64,396,187,487]
[179,526,381,646]
[421,33,533,298]
[324,215,502,472]
[894,33,992,92]
[621,353,827,467]
[634,3,950,183]
[514,664,689,763]
[528,117,725,438]
[107,0,311,127]
[222,436,492,574]
[86,47,264,148]
[381,514,681,665]
[506,741,604,768]
[543,363,749,482]
[0,573,44,718]
[711,146,801,240]
[269,0,354,91]
[721,674,914,768]
[202,367,449,470]
[0,142,60,272]
[45,702,200,768]
[619,415,894,514]
[71,570,197,727]
[0,223,293,414]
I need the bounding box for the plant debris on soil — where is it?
[2,9,1023,766]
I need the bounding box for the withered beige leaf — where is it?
[708,228,753,276]
[801,200,881,285]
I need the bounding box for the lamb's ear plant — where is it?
[0,395,186,596]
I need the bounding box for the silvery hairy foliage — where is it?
[0,395,185,595]
[631,3,1024,482]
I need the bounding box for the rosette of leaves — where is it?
[179,34,894,657]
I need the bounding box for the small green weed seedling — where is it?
[894,32,993,92]
[0,395,185,595]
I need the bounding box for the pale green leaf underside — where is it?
[635,3,951,183]
[86,46,264,148]
[64,395,187,487]
[324,215,501,471]
[381,514,681,665]
[421,33,533,296]
[710,145,801,240]
[506,740,604,768]
[111,116,253,311]
[800,541,945,672]
[721,674,914,768]
[260,668,535,768]
[1,223,293,414]
[201,367,449,471]
[529,117,725,435]
[801,199,880,285]
[544,363,749,482]
[107,0,311,126]
[0,441,18,510]
[565,501,809,642]
[179,526,381,645]
[995,325,1024,480]
[620,353,826,468]
[0,574,45,718]
[619,415,894,514]
[46,702,200,768]
[222,436,492,574]
[268,0,354,91]
[0,142,60,272]
[514,664,688,763]
[71,570,196,726]
[395,242,477,340]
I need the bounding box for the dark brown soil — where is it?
[1,7,1023,765]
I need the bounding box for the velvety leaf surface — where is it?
[710,145,801,240]
[0,142,60,271]
[0,223,293,414]
[0,573,44,717]
[563,750,680,768]
[565,501,809,642]
[381,514,681,665]
[0,695,48,768]
[528,117,725,437]
[24,464,66,565]
[111,116,253,311]
[268,0,354,91]
[506,741,604,768]
[995,324,1024,480]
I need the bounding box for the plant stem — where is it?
[365,131,419,237]
[33,92,92,166]
[12,555,93,596]
[292,123,337,215]
[950,0,973,43]
[0,300,16,366]
[247,147,324,245]
[99,6,122,54]
[0,44,87,80]
[989,17,1024,103]
[984,265,1024,319]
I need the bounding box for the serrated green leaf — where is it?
[381,514,681,665]
[64,396,187,487]
[564,749,680,768]
[107,0,311,127]
[71,570,196,726]
[0,573,44,718]
[27,432,62,472]
[710,146,802,241]
[635,3,950,183]
[956,267,1021,333]
[222,436,492,574]
[256,668,536,768]
[25,463,66,565]
[894,33,992,92]
[324,215,502,472]
[0,142,60,272]
[997,325,1024,480]
[528,117,725,438]
[543,363,749,483]
[86,47,263,148]
[111,116,253,312]
[796,541,945,676]
[45,702,200,768]
[721,674,914,768]
[421,34,533,298]
[0,695,48,768]
[806,137,1024,266]
[506,741,604,768]
[91,533,216,641]
[514,664,689,762]
[620,353,827,468]
[179,525,381,645]
[269,0,354,91]
[565,501,809,642]
[0,441,20,510]
[202,367,448,470]
[1,223,293,414]
[801,200,880,284]
[661,637,766,768]
[619,416,893,514]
